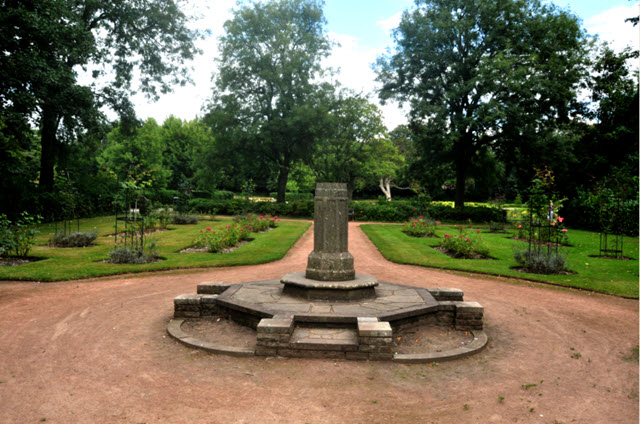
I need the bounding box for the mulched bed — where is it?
[433,246,494,260]
[180,239,253,254]
[402,232,438,238]
[588,255,634,261]
[0,257,44,267]
[511,266,577,275]
[393,324,474,354]
[180,317,257,348]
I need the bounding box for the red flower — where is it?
[419,215,423,219]
[206,227,211,231]
[561,229,568,232]
[465,237,470,242]
[518,225,522,228]
[557,216,564,223]
[475,230,480,234]
[459,235,463,238]
[444,234,451,239]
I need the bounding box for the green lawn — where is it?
[0,216,310,282]
[361,224,639,298]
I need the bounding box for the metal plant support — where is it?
[527,202,561,258]
[114,181,147,252]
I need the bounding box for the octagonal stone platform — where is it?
[215,279,438,325]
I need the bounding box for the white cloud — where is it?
[130,0,236,122]
[324,31,408,130]
[376,11,403,34]
[585,4,639,53]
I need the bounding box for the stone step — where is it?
[289,327,359,351]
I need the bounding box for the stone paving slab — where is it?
[290,327,358,351]
[219,279,439,322]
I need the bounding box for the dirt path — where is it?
[0,222,637,424]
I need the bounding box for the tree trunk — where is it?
[39,104,59,191]
[380,177,392,201]
[276,162,290,203]
[454,136,472,209]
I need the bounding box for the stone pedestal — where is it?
[305,183,355,281]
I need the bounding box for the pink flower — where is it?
[200,229,203,233]
[561,229,567,232]
[518,225,522,228]
[552,222,556,226]
[402,224,406,226]
[465,237,470,242]
[444,234,451,239]
[240,228,243,231]
[419,215,423,219]
[557,216,564,223]
[274,216,278,219]
[227,225,231,229]
[206,227,211,231]
[459,235,463,238]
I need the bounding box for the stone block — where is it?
[358,337,392,346]
[173,310,200,318]
[456,301,483,315]
[428,288,464,301]
[197,282,230,295]
[368,352,394,361]
[255,346,277,356]
[358,321,392,338]
[257,316,294,334]
[277,348,346,360]
[174,293,201,305]
[357,317,378,323]
[359,344,392,354]
[345,351,371,361]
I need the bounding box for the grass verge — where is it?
[360,224,638,298]
[0,216,310,282]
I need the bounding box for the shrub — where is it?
[49,231,97,247]
[440,230,489,258]
[108,242,159,264]
[173,214,199,225]
[402,216,436,237]
[350,200,507,223]
[513,249,567,274]
[0,212,41,257]
[211,190,235,200]
[488,221,506,232]
[269,192,313,201]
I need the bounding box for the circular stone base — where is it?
[281,272,378,300]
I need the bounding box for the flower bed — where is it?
[401,216,436,238]
[438,230,490,259]
[194,214,280,253]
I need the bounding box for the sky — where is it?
[128,0,639,131]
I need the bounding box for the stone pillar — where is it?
[305,183,355,281]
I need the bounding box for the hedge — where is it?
[563,197,638,236]
[189,198,506,223]
[268,192,313,201]
[350,200,506,223]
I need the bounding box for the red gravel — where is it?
[0,221,637,423]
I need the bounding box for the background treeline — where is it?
[0,0,637,235]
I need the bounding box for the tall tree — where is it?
[310,93,387,198]
[0,0,200,191]
[376,0,588,208]
[206,0,332,203]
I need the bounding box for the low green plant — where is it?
[173,214,199,225]
[49,231,97,247]
[0,212,42,257]
[488,221,506,233]
[513,249,567,274]
[402,216,436,237]
[108,241,159,264]
[440,229,489,258]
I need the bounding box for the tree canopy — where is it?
[0,0,200,190]
[206,0,333,203]
[376,0,589,207]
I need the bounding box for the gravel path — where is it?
[0,222,637,423]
